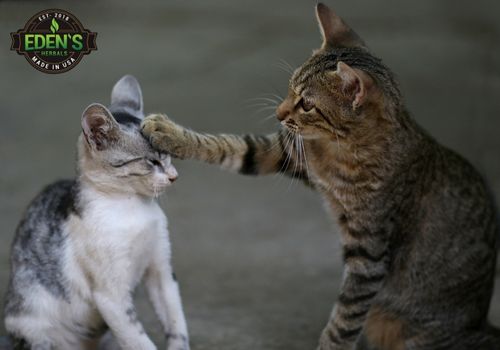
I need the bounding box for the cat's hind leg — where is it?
[354,333,378,350]
[402,325,500,350]
[9,337,52,350]
[446,327,500,350]
[5,316,54,350]
[10,336,29,350]
[96,331,121,350]
[360,307,406,350]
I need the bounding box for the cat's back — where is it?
[6,179,78,314]
[12,179,78,253]
[432,145,497,223]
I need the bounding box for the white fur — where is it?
[5,184,188,350]
[221,156,243,172]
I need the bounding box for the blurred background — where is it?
[0,1,499,349]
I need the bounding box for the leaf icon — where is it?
[50,18,59,34]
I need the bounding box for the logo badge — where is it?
[11,9,97,74]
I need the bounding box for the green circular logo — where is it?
[10,9,98,74]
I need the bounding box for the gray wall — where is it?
[0,1,499,349]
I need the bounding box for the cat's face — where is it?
[276,4,398,142]
[79,76,178,197]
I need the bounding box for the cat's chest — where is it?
[304,140,338,185]
[78,195,167,256]
[88,197,165,235]
[305,140,367,209]
[65,194,168,295]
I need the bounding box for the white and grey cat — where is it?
[4,76,189,350]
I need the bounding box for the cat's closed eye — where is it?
[111,157,143,168]
[146,158,162,167]
[298,98,315,112]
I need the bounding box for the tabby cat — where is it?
[4,76,188,350]
[141,4,499,350]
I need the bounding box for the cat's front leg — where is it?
[145,271,189,350]
[141,114,308,178]
[93,289,156,350]
[141,114,252,168]
[145,235,189,350]
[318,235,388,350]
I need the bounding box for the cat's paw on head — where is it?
[141,114,190,159]
[79,78,179,198]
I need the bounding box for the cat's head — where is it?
[78,75,177,197]
[277,3,402,142]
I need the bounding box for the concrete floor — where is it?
[0,1,499,349]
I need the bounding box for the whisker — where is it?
[281,134,295,186]
[255,97,281,105]
[274,62,293,75]
[288,134,301,190]
[266,131,287,153]
[288,135,297,190]
[244,102,276,109]
[244,94,283,124]
[300,135,311,181]
[262,93,284,102]
[244,98,279,105]
[254,106,278,114]
[244,99,279,123]
[275,131,294,178]
[248,105,278,124]
[245,96,280,104]
[334,129,341,150]
[152,183,159,202]
[296,134,302,179]
[279,58,295,72]
[274,58,295,75]
[257,112,278,125]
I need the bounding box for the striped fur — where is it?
[142,122,307,179]
[142,3,500,350]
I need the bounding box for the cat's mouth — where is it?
[282,119,299,133]
[150,174,177,196]
[151,182,170,197]
[155,177,175,188]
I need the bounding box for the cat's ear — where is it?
[334,61,372,110]
[110,75,144,119]
[81,103,119,151]
[315,3,365,49]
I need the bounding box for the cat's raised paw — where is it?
[141,114,189,159]
[141,113,171,135]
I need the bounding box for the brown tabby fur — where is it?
[141,3,500,350]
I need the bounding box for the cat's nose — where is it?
[166,165,178,183]
[276,99,294,121]
[276,105,290,122]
